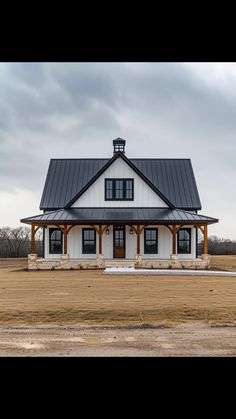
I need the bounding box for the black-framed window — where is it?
[105,178,134,201]
[144,228,158,254]
[49,228,62,254]
[177,228,191,254]
[114,144,125,153]
[82,228,96,254]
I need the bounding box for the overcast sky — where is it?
[0,62,235,239]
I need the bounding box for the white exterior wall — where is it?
[44,225,196,260]
[72,157,168,208]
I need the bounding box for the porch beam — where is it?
[164,225,174,234]
[67,224,76,234]
[197,225,205,235]
[140,224,148,234]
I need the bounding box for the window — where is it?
[144,228,158,254]
[82,228,96,254]
[105,179,134,201]
[114,144,125,153]
[177,228,191,254]
[49,228,62,254]
[105,180,113,200]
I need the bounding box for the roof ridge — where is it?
[50,158,191,161]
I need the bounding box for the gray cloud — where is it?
[0,62,235,239]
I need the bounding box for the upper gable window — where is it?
[105,179,134,201]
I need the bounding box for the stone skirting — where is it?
[28,254,210,270]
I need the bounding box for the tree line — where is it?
[0,227,236,257]
[198,235,236,255]
[0,227,43,258]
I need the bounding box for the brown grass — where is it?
[0,256,236,326]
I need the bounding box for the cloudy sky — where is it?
[0,62,235,239]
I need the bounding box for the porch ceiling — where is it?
[21,208,218,225]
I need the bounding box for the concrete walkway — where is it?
[104,267,236,276]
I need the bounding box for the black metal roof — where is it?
[21,208,218,225]
[40,155,202,210]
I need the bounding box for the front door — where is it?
[113,226,125,258]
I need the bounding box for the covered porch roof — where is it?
[21,208,218,225]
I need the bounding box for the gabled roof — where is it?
[65,151,174,209]
[21,208,218,225]
[40,154,202,210]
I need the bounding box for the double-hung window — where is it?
[144,228,158,254]
[49,228,63,254]
[105,179,134,201]
[82,229,96,254]
[177,228,191,254]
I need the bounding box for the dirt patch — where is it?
[0,257,236,326]
[0,322,236,356]
[210,255,236,272]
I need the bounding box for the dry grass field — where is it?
[0,256,236,327]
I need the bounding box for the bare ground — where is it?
[0,322,236,356]
[0,256,236,356]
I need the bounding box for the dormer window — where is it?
[105,179,134,201]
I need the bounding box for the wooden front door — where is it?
[113,226,125,258]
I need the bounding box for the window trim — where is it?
[105,178,134,201]
[144,228,158,254]
[82,228,97,254]
[177,228,192,254]
[49,228,63,254]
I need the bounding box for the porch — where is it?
[21,207,218,271]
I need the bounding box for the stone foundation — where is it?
[28,254,210,270]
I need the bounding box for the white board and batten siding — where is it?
[44,225,196,260]
[72,157,168,208]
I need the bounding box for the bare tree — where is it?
[198,235,236,255]
[0,226,43,258]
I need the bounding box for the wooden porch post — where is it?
[31,224,36,254]
[63,225,68,254]
[98,225,103,254]
[203,224,208,254]
[172,225,177,255]
[136,225,141,255]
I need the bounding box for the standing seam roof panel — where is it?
[187,161,201,208]
[179,160,192,208]
[53,160,65,208]
[45,160,58,209]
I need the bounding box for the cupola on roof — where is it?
[113,137,126,154]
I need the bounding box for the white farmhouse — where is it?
[21,138,218,270]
